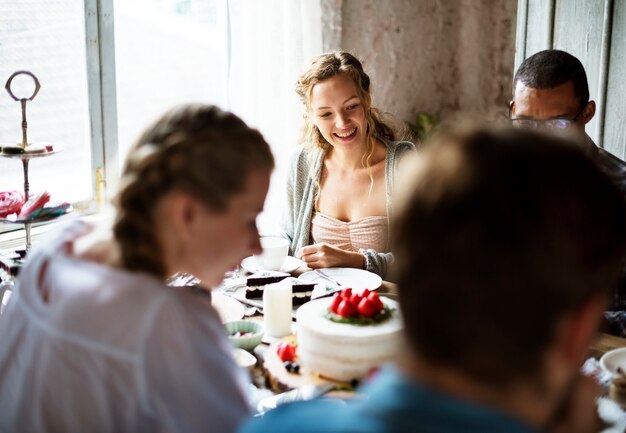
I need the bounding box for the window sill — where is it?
[0,207,111,251]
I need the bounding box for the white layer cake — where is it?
[296,297,403,381]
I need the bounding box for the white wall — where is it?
[321,0,518,124]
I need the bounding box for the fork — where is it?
[314,269,342,287]
[167,272,200,287]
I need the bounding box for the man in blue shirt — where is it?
[239,128,626,433]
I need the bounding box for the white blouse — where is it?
[0,221,250,433]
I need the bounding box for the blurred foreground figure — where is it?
[0,104,274,433]
[241,127,626,433]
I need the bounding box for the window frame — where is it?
[0,0,116,242]
[85,0,120,204]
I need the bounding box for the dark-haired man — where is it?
[510,49,626,197]
[239,128,626,433]
[511,49,626,314]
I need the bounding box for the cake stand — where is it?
[0,71,70,271]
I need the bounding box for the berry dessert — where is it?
[296,290,403,381]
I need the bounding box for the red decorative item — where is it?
[0,191,25,217]
[18,191,50,218]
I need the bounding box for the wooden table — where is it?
[590,332,626,359]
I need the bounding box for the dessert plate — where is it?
[212,292,245,323]
[299,268,382,299]
[232,348,257,370]
[241,256,303,274]
[0,206,71,224]
[0,144,62,159]
[600,347,626,377]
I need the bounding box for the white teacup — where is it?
[254,237,289,271]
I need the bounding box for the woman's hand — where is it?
[296,243,365,269]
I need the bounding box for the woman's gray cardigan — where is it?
[281,140,416,279]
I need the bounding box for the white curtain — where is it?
[225,0,323,235]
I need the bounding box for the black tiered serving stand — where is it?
[0,71,70,273]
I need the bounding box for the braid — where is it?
[114,172,166,277]
[112,104,274,278]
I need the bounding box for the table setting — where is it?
[210,236,395,407]
[172,238,626,422]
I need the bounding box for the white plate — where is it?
[212,292,245,323]
[298,268,382,299]
[241,256,303,274]
[600,347,626,377]
[232,348,257,370]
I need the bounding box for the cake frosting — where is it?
[296,296,403,381]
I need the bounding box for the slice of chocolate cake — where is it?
[244,273,315,305]
[245,272,290,299]
[291,282,315,306]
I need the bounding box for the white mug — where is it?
[254,237,289,271]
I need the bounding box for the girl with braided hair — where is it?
[0,104,274,433]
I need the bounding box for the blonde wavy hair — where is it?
[296,52,404,201]
[113,104,274,278]
[296,52,399,162]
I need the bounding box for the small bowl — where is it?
[600,347,626,377]
[225,320,264,351]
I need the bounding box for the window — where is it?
[114,0,228,164]
[1,0,322,236]
[0,0,92,205]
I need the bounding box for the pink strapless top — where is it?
[311,212,389,252]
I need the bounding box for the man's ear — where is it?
[582,101,596,124]
[509,100,515,115]
[557,295,607,367]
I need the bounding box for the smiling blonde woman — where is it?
[284,51,415,278]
